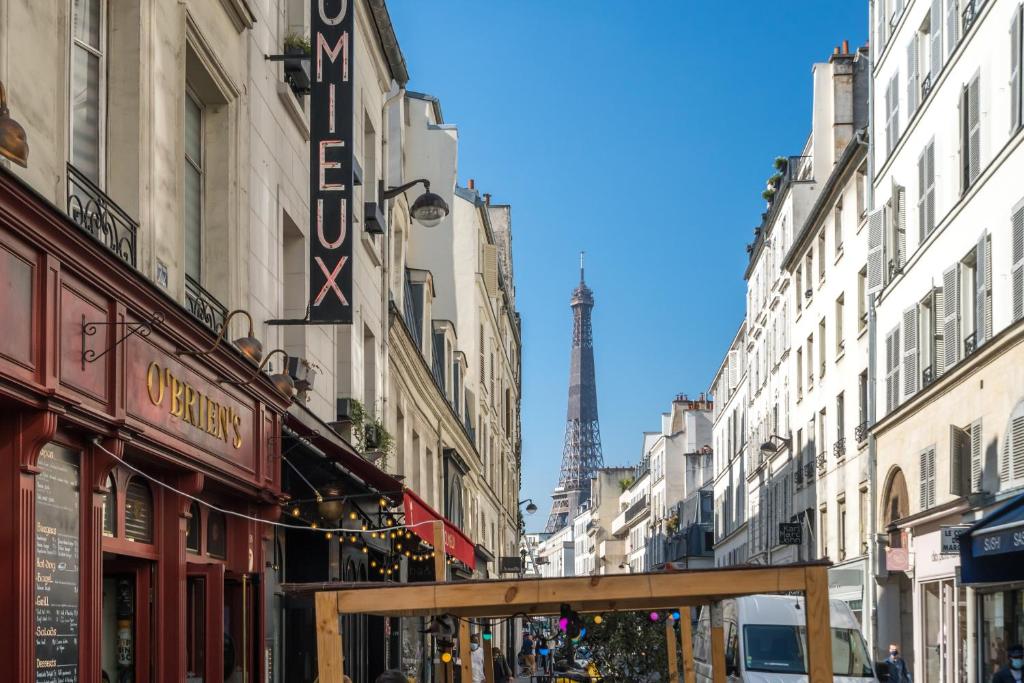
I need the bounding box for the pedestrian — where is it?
[493,649,514,683]
[520,632,536,676]
[470,634,485,683]
[993,644,1024,682]
[885,643,912,683]
[375,671,407,683]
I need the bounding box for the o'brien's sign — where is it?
[310,0,355,323]
[146,361,243,448]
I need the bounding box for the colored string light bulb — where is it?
[593,615,603,625]
[349,511,357,520]
[649,612,660,622]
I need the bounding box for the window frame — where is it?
[69,0,108,186]
[184,85,205,282]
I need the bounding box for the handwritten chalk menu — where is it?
[35,444,80,683]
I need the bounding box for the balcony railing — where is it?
[185,276,228,334]
[855,421,870,444]
[921,73,934,101]
[962,0,979,33]
[816,452,827,471]
[624,496,649,525]
[803,462,816,483]
[834,437,847,459]
[964,331,977,357]
[66,163,138,268]
[922,365,935,388]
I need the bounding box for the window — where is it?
[876,0,889,57]
[124,478,153,543]
[1013,201,1024,322]
[918,140,936,239]
[102,473,115,537]
[858,370,869,432]
[184,89,203,280]
[796,348,804,399]
[858,266,868,332]
[806,335,814,388]
[804,251,813,296]
[886,75,900,155]
[818,408,827,460]
[859,487,869,555]
[1013,5,1023,132]
[1000,399,1024,487]
[907,34,920,116]
[951,419,984,495]
[920,447,937,510]
[795,264,803,313]
[837,392,846,446]
[186,502,200,553]
[856,167,867,219]
[819,505,829,558]
[818,318,826,378]
[71,0,105,185]
[885,186,907,283]
[919,289,944,387]
[818,231,826,281]
[836,294,845,355]
[206,510,227,559]
[945,0,959,60]
[885,325,901,413]
[961,74,981,192]
[837,499,847,561]
[834,200,844,254]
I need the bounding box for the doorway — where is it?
[186,562,224,683]
[921,578,968,683]
[101,556,153,683]
[224,572,261,683]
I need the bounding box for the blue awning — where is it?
[959,492,1024,584]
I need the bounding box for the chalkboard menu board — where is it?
[35,444,80,683]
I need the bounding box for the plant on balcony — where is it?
[348,399,394,469]
[282,32,311,95]
[762,187,776,202]
[774,156,789,171]
[617,477,634,493]
[768,172,783,188]
[665,514,680,535]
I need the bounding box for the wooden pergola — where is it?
[301,561,835,683]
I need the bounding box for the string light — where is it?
[379,497,388,507]
[349,534,357,543]
[370,560,378,568]
[310,521,318,529]
[325,532,333,540]
[291,506,300,517]
[349,511,358,520]
[361,545,368,554]
[593,615,603,625]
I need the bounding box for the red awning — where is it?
[403,489,476,570]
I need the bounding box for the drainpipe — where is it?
[865,4,880,659]
[380,83,404,429]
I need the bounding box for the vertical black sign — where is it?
[309,0,354,323]
[35,445,80,683]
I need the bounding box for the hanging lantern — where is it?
[317,487,345,522]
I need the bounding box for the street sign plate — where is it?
[499,556,523,574]
[779,522,802,545]
[940,525,971,555]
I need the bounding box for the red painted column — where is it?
[82,439,119,683]
[157,475,200,683]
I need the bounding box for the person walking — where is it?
[993,644,1024,682]
[520,633,536,676]
[492,649,514,683]
[470,634,485,683]
[885,644,912,683]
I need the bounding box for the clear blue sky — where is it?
[387,2,868,533]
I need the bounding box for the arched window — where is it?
[125,478,154,543]
[206,510,226,559]
[882,467,909,548]
[186,501,201,553]
[101,474,116,537]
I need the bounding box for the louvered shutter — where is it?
[920,447,936,510]
[968,76,981,185]
[942,264,961,369]
[926,144,936,234]
[903,306,919,398]
[896,184,907,269]
[1013,7,1022,132]
[483,243,499,296]
[885,327,900,413]
[950,424,969,496]
[975,233,989,347]
[985,234,993,340]
[728,350,739,389]
[907,38,919,114]
[946,0,959,59]
[868,209,885,293]
[931,0,944,77]
[970,418,983,493]
[1014,413,1024,486]
[918,149,928,241]
[1012,202,1024,322]
[934,287,947,376]
[877,0,888,58]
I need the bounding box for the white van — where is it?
[693,595,878,682]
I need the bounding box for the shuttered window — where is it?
[907,36,920,115]
[930,0,944,78]
[125,478,154,543]
[886,76,900,154]
[976,233,992,347]
[1012,201,1024,322]
[186,501,201,554]
[950,425,970,496]
[918,141,936,240]
[1001,401,1024,488]
[961,75,981,192]
[102,474,115,537]
[184,89,204,281]
[920,447,937,510]
[945,0,959,59]
[885,326,901,413]
[942,264,961,370]
[1012,5,1023,132]
[867,209,885,294]
[970,419,984,494]
[903,306,919,400]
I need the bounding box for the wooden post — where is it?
[482,621,495,683]
[804,566,834,683]
[458,617,473,682]
[434,520,447,582]
[710,602,726,683]
[315,592,344,683]
[665,617,679,682]
[679,607,695,683]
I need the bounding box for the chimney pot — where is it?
[842,39,850,54]
[468,178,475,190]
[483,193,492,205]
[833,46,840,55]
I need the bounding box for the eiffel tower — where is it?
[545,253,604,533]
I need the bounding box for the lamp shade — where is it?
[269,372,296,398]
[234,335,263,363]
[0,81,28,167]
[410,190,449,227]
[525,501,538,515]
[317,487,344,521]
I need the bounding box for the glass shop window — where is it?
[206,510,226,559]
[186,501,201,554]
[124,478,153,543]
[102,473,115,537]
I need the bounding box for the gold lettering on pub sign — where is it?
[146,361,243,448]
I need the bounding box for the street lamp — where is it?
[0,80,28,167]
[759,434,792,456]
[519,499,538,515]
[382,178,450,227]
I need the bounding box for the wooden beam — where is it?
[710,603,726,683]
[804,566,834,683]
[434,520,447,582]
[458,618,473,682]
[679,607,695,683]
[315,592,344,683]
[665,618,679,682]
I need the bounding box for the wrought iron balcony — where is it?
[921,73,934,100]
[66,163,138,268]
[922,365,935,388]
[855,420,870,444]
[803,462,816,482]
[834,437,847,459]
[964,331,977,357]
[795,467,804,486]
[962,0,979,34]
[816,452,827,470]
[185,275,228,334]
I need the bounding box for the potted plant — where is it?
[348,399,395,469]
[774,156,789,172]
[768,172,783,189]
[761,187,776,203]
[283,32,311,95]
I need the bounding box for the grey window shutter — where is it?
[942,264,961,369]
[933,286,946,377]
[968,76,981,184]
[907,38,920,114]
[975,232,989,346]
[950,424,969,496]
[926,143,936,236]
[920,447,936,509]
[946,0,959,59]
[1012,201,1024,322]
[931,0,944,77]
[896,185,907,268]
[877,0,888,58]
[868,209,886,293]
[1015,413,1024,485]
[886,326,901,413]
[918,150,927,241]
[1013,7,1022,132]
[885,330,894,413]
[970,418,983,493]
[903,305,919,399]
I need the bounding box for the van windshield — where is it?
[742,625,874,677]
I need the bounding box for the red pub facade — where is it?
[0,166,292,683]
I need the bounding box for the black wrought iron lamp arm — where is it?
[219,348,290,386]
[177,309,254,357]
[382,178,430,201]
[81,311,164,369]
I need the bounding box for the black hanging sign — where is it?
[309,0,354,323]
[779,522,802,546]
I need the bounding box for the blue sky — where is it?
[387,2,868,532]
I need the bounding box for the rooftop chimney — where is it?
[483,193,491,205]
[468,178,475,190]
[842,39,850,54]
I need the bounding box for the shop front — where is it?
[0,167,290,683]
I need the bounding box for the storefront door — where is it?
[224,573,260,683]
[101,557,154,683]
[186,562,224,683]
[921,578,967,683]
